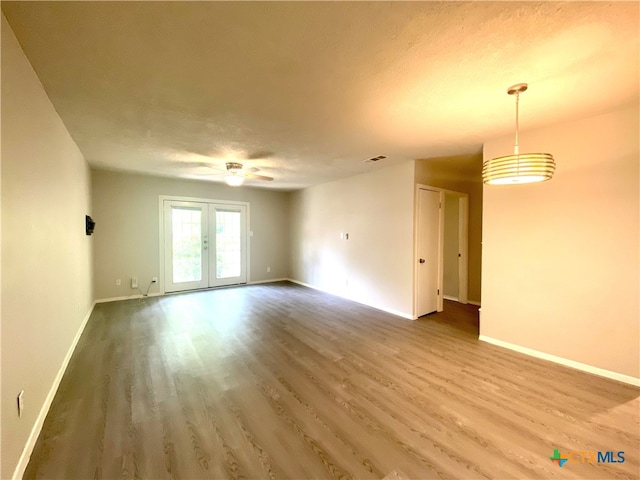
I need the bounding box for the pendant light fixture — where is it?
[483,83,555,185]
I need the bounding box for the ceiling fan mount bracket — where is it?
[226,162,244,173]
[507,83,528,95]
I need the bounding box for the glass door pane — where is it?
[172,207,203,283]
[215,210,241,279]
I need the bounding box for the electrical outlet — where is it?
[115,279,121,286]
[152,277,158,284]
[17,390,24,418]
[267,267,271,273]
[131,277,138,289]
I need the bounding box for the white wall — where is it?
[1,15,94,478]
[481,105,639,379]
[289,161,415,318]
[92,169,290,300]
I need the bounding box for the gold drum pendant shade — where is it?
[483,153,555,185]
[483,83,556,185]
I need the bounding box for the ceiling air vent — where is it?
[363,155,387,164]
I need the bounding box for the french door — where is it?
[163,200,247,293]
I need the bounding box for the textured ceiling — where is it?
[3,1,638,190]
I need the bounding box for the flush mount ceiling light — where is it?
[224,174,244,187]
[221,161,274,187]
[483,83,556,185]
[224,162,245,187]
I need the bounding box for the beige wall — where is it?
[92,169,290,299]
[443,193,459,298]
[289,161,415,317]
[1,15,94,478]
[415,154,483,303]
[481,105,639,379]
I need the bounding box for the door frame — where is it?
[413,184,469,318]
[158,195,251,295]
[456,195,469,304]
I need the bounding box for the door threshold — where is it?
[165,283,248,295]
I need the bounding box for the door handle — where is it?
[419,258,425,264]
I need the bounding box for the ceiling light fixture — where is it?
[225,174,244,187]
[483,83,556,185]
[224,162,245,187]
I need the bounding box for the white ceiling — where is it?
[3,1,638,190]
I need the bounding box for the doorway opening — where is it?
[443,192,468,304]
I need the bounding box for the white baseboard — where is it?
[286,278,309,286]
[95,292,162,304]
[97,281,289,302]
[286,278,414,320]
[479,335,640,387]
[248,278,288,285]
[375,307,414,321]
[12,301,96,480]
[440,296,481,307]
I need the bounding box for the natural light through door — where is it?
[208,205,247,287]
[163,200,248,293]
[172,207,204,283]
[215,210,242,279]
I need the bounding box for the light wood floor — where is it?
[25,282,639,479]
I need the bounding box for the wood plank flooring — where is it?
[24,281,639,479]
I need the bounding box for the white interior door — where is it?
[164,201,247,293]
[417,188,443,316]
